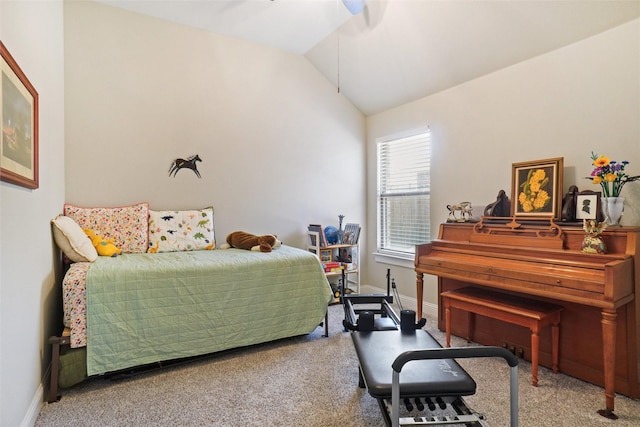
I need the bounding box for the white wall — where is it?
[0,1,65,426]
[1,2,637,424]
[366,19,640,310]
[64,1,366,249]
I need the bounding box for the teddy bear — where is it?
[83,229,122,257]
[220,231,281,253]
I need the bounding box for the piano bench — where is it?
[441,287,562,387]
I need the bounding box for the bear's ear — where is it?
[260,235,276,246]
[259,242,272,252]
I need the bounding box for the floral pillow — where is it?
[63,202,150,254]
[148,207,215,253]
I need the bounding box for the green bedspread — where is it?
[86,245,332,375]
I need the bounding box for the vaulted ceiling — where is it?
[95,0,640,115]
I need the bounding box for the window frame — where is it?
[376,127,431,261]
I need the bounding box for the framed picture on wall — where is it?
[1,41,39,189]
[575,190,603,221]
[511,157,563,220]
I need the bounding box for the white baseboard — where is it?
[358,284,438,319]
[21,376,45,427]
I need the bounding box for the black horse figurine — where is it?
[169,154,202,178]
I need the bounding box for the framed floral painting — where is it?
[511,157,563,220]
[1,41,39,189]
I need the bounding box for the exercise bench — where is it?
[343,294,519,427]
[441,286,562,386]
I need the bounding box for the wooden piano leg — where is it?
[416,272,424,319]
[467,312,474,343]
[531,327,540,387]
[551,320,560,374]
[598,309,618,420]
[445,301,452,347]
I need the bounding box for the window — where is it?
[377,129,431,258]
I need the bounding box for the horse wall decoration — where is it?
[169,155,202,178]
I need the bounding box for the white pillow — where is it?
[51,215,98,262]
[148,207,215,253]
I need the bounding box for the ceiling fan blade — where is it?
[342,0,364,15]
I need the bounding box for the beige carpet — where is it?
[36,304,640,426]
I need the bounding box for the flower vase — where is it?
[602,197,625,226]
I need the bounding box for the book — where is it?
[343,223,360,244]
[342,262,356,271]
[324,264,344,273]
[319,249,332,262]
[323,261,341,268]
[347,246,358,269]
[308,224,327,247]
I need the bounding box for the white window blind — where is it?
[377,129,431,257]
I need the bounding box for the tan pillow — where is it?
[51,215,98,262]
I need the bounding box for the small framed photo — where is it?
[511,157,563,220]
[1,41,39,189]
[575,190,603,221]
[319,249,332,263]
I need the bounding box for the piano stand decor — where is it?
[446,202,473,222]
[581,219,607,254]
[483,189,511,217]
[441,287,562,387]
[415,221,640,418]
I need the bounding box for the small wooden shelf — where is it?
[307,230,360,294]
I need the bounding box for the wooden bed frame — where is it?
[48,328,71,403]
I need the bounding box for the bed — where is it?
[49,203,332,401]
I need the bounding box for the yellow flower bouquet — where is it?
[587,152,640,198]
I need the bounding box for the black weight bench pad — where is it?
[352,330,476,400]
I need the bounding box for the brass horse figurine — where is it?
[447,201,473,222]
[169,154,202,178]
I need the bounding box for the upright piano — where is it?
[415,218,640,417]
